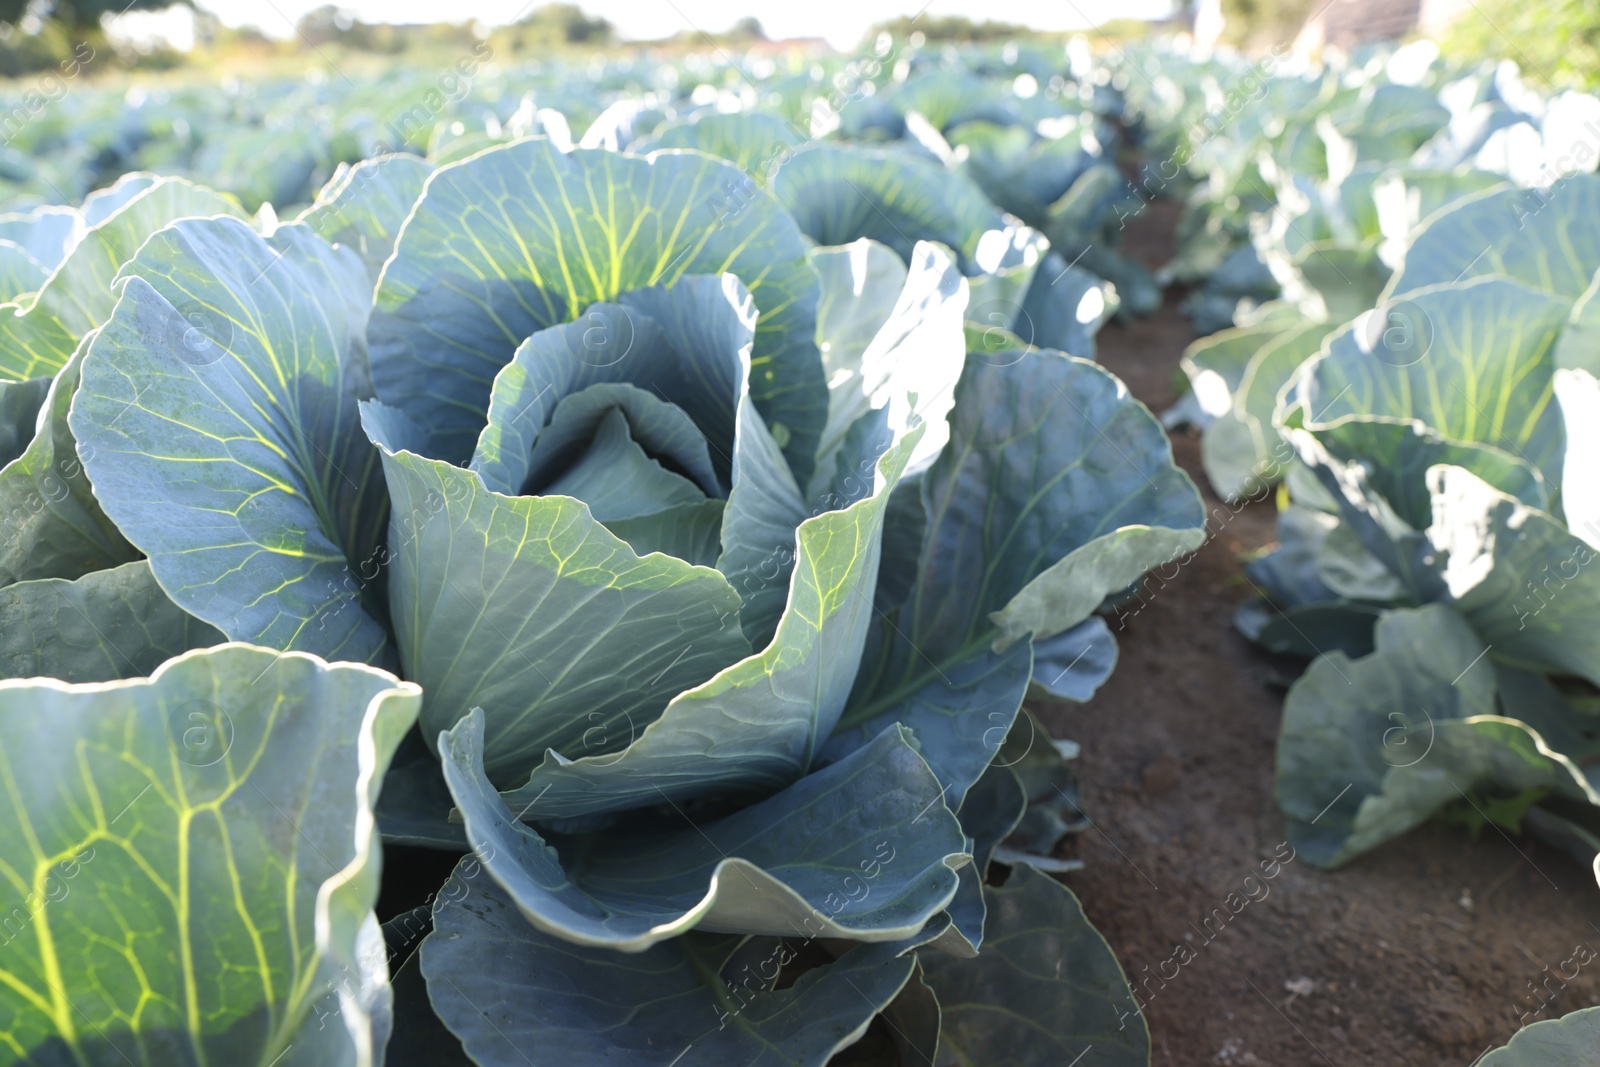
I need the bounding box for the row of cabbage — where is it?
[0,38,1210,1067]
[1117,39,1600,1063]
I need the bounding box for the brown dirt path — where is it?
[1040,199,1600,1067]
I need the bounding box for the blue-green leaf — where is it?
[537,400,708,518]
[0,374,47,469]
[0,204,83,272]
[80,172,159,227]
[1386,174,1600,300]
[631,111,804,181]
[299,153,435,281]
[811,239,908,387]
[0,334,136,587]
[0,240,46,304]
[501,418,923,817]
[368,138,826,481]
[422,877,920,1067]
[944,759,1028,952]
[71,218,391,663]
[809,242,968,500]
[1277,604,1595,867]
[1479,1006,1600,1065]
[1293,278,1569,493]
[770,142,1019,276]
[1311,418,1548,530]
[843,351,1203,807]
[440,710,967,950]
[0,178,241,381]
[366,409,751,787]
[0,561,222,682]
[1425,465,1600,686]
[0,644,421,1066]
[920,865,1151,1067]
[471,276,747,495]
[1030,616,1119,702]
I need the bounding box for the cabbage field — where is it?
[0,20,1598,1067]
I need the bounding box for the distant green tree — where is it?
[730,16,765,40]
[520,2,612,43]
[1441,0,1600,90]
[868,14,1034,42]
[295,5,374,49]
[490,3,612,51]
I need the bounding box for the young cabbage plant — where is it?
[1242,177,1600,870]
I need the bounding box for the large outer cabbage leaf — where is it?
[0,645,420,1066]
[0,334,135,587]
[439,711,966,951]
[72,218,392,665]
[0,560,221,682]
[299,153,436,281]
[422,875,937,1067]
[1385,173,1600,300]
[922,866,1151,1067]
[833,349,1205,809]
[0,178,242,381]
[1277,604,1598,867]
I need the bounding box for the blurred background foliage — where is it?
[1440,0,1600,91]
[0,0,1589,95]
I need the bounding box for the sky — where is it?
[178,0,1174,50]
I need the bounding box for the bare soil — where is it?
[1041,199,1600,1067]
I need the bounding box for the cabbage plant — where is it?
[1242,175,1600,869]
[0,135,1210,1063]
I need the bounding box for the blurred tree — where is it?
[296,5,374,48]
[1441,0,1600,90]
[491,2,613,50]
[730,16,765,40]
[0,0,188,31]
[869,14,1033,41]
[519,2,611,43]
